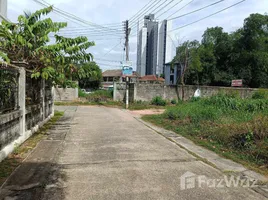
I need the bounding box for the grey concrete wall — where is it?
[114,83,264,102]
[0,66,54,162]
[54,87,78,101]
[114,82,126,102]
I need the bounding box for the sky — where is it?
[6,0,268,71]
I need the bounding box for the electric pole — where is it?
[123,20,131,61]
[123,20,131,109]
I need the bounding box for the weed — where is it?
[171,99,177,105]
[151,96,167,106]
[143,94,268,175]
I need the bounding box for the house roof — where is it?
[139,75,165,82]
[102,70,122,77]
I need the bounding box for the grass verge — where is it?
[142,95,268,176]
[0,111,64,186]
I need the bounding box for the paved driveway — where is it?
[51,106,265,200]
[0,106,265,200]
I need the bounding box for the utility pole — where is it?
[123,20,131,109]
[123,20,131,61]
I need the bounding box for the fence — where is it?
[114,83,265,102]
[0,67,19,114]
[0,64,54,162]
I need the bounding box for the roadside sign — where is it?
[232,80,243,87]
[122,66,133,76]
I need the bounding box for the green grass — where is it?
[0,111,64,186]
[142,95,268,175]
[128,100,168,110]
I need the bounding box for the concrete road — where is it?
[0,106,265,200]
[48,106,265,200]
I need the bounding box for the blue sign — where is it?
[122,67,133,76]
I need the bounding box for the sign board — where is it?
[232,80,243,87]
[122,66,133,76]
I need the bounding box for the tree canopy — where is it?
[0,6,98,87]
[173,13,268,88]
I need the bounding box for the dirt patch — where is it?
[129,109,165,118]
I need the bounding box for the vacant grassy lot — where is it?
[143,93,268,175]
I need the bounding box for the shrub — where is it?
[79,89,87,97]
[252,89,268,99]
[151,96,167,106]
[203,94,268,112]
[86,90,113,102]
[164,102,221,123]
[171,99,177,105]
[189,97,201,102]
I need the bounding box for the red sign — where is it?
[232,80,243,87]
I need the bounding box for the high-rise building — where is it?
[136,26,147,76]
[157,20,173,75]
[136,14,172,77]
[0,0,8,22]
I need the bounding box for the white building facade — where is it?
[157,20,173,75]
[136,27,147,77]
[136,14,173,77]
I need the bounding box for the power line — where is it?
[49,35,122,41]
[129,0,158,21]
[130,0,180,31]
[57,32,124,37]
[33,0,123,32]
[94,58,122,63]
[57,28,124,35]
[156,0,183,19]
[168,0,225,21]
[129,0,162,26]
[102,40,123,57]
[169,0,246,32]
[166,0,195,19]
[131,0,246,37]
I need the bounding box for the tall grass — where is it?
[158,94,268,168]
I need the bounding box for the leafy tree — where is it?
[173,40,202,100]
[78,62,102,89]
[171,14,268,88]
[237,14,268,87]
[0,6,95,87]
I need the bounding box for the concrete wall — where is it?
[113,82,126,102]
[54,87,78,101]
[0,66,54,162]
[114,83,263,102]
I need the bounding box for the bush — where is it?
[79,89,87,97]
[151,96,167,106]
[203,94,268,112]
[252,89,268,99]
[189,97,201,102]
[86,90,113,102]
[171,99,177,105]
[164,102,221,123]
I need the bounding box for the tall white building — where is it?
[157,20,173,75]
[137,27,147,76]
[136,15,172,76]
[0,0,8,22]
